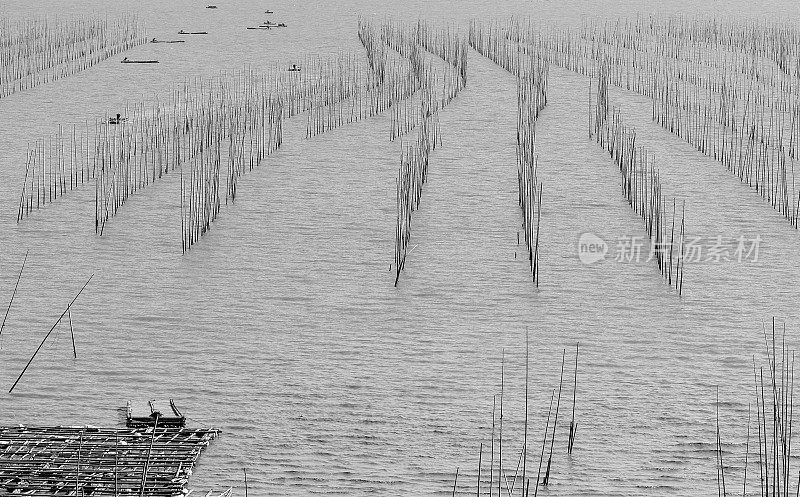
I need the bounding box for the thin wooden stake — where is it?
[68,307,76,359]
[8,274,93,393]
[0,249,29,344]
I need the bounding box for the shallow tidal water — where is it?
[2,0,800,495]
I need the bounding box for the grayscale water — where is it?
[1,0,800,495]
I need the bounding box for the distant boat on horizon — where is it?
[121,57,159,64]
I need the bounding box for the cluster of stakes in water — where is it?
[17,14,800,295]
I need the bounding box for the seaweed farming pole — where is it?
[743,403,750,496]
[567,343,579,454]
[476,442,482,496]
[140,412,160,497]
[0,250,28,343]
[715,386,726,496]
[534,390,555,497]
[498,350,505,497]
[76,430,82,494]
[8,274,93,394]
[68,308,76,359]
[115,431,119,494]
[489,395,496,495]
[542,350,566,486]
[522,329,530,490]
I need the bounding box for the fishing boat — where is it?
[121,57,159,64]
[288,63,301,72]
[151,38,185,43]
[108,113,127,125]
[178,30,208,35]
[247,26,271,30]
[126,399,186,428]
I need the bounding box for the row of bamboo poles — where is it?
[394,115,442,285]
[502,16,800,230]
[174,74,285,251]
[304,52,420,140]
[452,338,580,496]
[469,19,591,80]
[15,19,470,257]
[415,20,468,103]
[17,124,95,222]
[16,63,325,226]
[386,20,467,285]
[591,59,686,294]
[304,20,464,143]
[94,73,285,246]
[380,20,467,141]
[0,15,146,98]
[300,19,423,141]
[470,20,552,286]
[17,68,291,252]
[515,57,548,287]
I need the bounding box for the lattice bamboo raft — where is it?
[0,425,219,496]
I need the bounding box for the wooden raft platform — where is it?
[0,425,218,496]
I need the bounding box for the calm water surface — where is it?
[1,0,800,495]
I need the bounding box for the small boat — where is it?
[126,399,186,428]
[247,26,271,30]
[151,38,185,43]
[178,30,208,35]
[109,113,127,125]
[288,64,301,72]
[206,4,218,8]
[262,20,287,28]
[265,10,274,13]
[121,57,159,64]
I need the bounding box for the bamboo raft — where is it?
[0,425,218,495]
